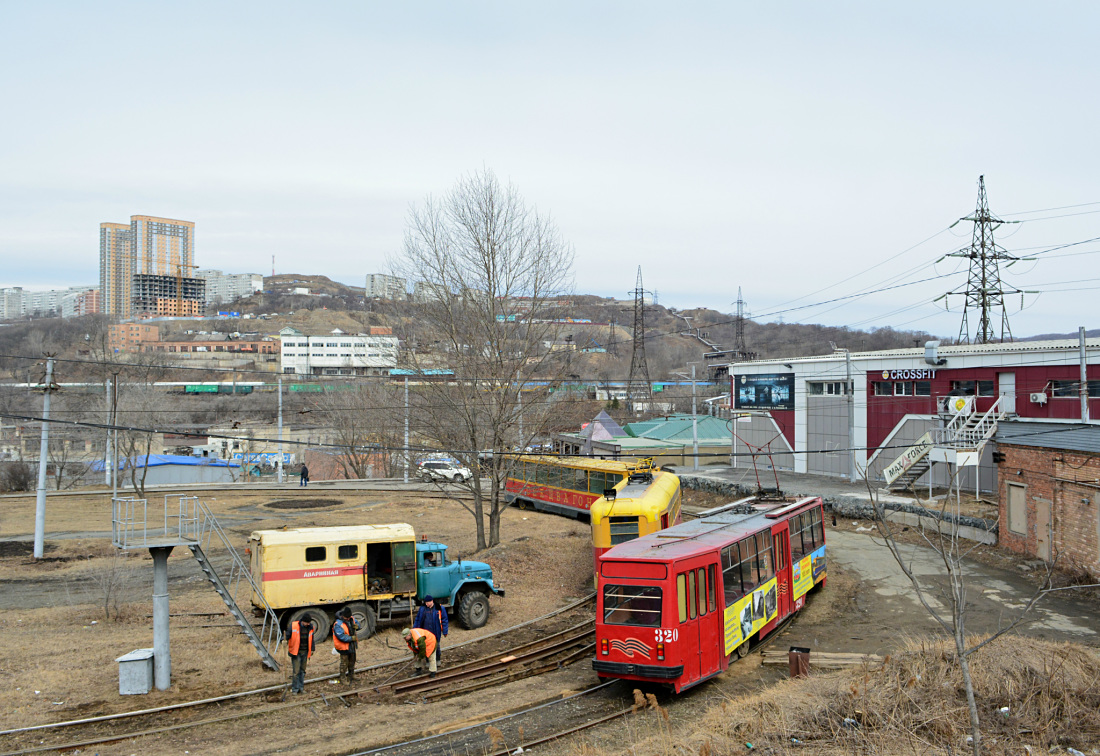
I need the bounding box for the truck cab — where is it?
[416,540,505,629]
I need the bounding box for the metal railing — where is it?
[932,396,1004,449]
[112,495,200,550]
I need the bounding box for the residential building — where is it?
[196,269,263,305]
[60,287,101,318]
[1,286,100,319]
[279,326,398,375]
[996,421,1100,579]
[365,274,407,300]
[131,274,205,316]
[100,215,196,317]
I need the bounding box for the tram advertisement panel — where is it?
[734,373,794,411]
[723,577,779,654]
[792,545,826,600]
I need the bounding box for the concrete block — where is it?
[116,648,154,695]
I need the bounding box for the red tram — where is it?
[593,495,827,692]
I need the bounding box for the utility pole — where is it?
[626,266,652,414]
[111,377,119,501]
[104,378,112,486]
[403,376,409,483]
[690,364,699,471]
[733,287,756,361]
[1081,326,1091,423]
[33,357,55,559]
[944,176,1023,344]
[517,388,524,445]
[846,350,856,481]
[276,376,284,483]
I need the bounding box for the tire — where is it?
[733,639,750,659]
[287,606,332,642]
[452,473,464,483]
[456,590,490,629]
[343,602,376,640]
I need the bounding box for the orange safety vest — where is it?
[288,621,314,659]
[333,618,353,652]
[406,627,436,658]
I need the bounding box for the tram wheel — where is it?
[734,639,750,659]
[516,499,528,510]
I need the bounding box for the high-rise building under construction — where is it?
[99,215,198,317]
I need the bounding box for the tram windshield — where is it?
[603,584,663,627]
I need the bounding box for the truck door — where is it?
[392,541,416,594]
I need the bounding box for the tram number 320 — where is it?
[655,628,679,643]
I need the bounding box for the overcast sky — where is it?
[2,2,1097,339]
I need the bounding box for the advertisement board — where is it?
[734,373,794,411]
[723,576,779,654]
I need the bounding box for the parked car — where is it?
[418,459,473,483]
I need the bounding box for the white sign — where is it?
[883,432,933,485]
[879,369,936,380]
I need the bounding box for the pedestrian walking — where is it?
[299,463,309,487]
[402,627,437,676]
[332,607,360,684]
[285,615,315,694]
[413,595,448,671]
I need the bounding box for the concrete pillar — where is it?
[150,546,174,690]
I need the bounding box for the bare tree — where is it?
[393,169,575,549]
[116,383,174,498]
[310,382,404,479]
[864,473,1100,756]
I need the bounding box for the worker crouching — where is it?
[402,627,437,677]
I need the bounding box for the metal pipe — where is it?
[151,546,174,690]
[33,357,54,559]
[846,350,856,481]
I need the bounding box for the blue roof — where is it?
[89,454,240,472]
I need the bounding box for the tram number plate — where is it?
[655,628,679,643]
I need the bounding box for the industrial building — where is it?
[279,326,398,375]
[100,215,196,317]
[723,337,1098,493]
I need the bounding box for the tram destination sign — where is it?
[734,373,794,411]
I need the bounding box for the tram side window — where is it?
[755,531,773,582]
[589,471,606,494]
[708,564,716,613]
[811,508,825,549]
[535,464,549,485]
[739,537,757,594]
[696,567,707,616]
[722,544,742,606]
[687,570,697,619]
[790,515,806,563]
[604,584,663,627]
[571,469,589,492]
[677,574,687,622]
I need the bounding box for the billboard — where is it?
[734,373,794,411]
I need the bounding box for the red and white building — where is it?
[726,337,1099,491]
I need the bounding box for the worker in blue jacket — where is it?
[413,595,448,670]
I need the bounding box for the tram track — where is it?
[0,594,595,755]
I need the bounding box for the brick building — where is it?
[109,323,160,352]
[996,421,1100,578]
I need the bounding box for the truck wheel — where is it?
[344,602,376,640]
[287,606,332,642]
[457,590,490,629]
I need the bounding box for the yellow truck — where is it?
[248,523,504,640]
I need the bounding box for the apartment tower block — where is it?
[99,215,197,317]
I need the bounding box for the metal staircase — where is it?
[112,495,282,670]
[888,397,1006,492]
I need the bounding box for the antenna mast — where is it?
[733,286,756,360]
[945,176,1020,344]
[626,266,652,414]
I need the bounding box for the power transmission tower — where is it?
[944,176,1021,344]
[733,286,756,361]
[626,266,652,414]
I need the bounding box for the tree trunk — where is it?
[957,627,982,755]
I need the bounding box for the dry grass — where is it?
[604,635,1100,755]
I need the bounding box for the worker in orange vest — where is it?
[401,627,437,677]
[285,616,315,694]
[332,607,361,684]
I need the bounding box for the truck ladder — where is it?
[187,499,282,671]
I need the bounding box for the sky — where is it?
[2,2,1098,339]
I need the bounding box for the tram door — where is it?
[772,523,793,619]
[675,558,722,684]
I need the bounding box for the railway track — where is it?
[345,611,802,756]
[0,595,595,755]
